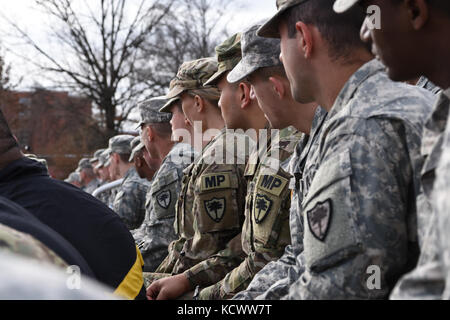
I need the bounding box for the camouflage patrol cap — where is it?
[138,96,172,127]
[204,33,242,86]
[64,172,80,183]
[95,149,111,169]
[108,135,135,155]
[129,136,145,162]
[257,0,309,38]
[165,57,219,99]
[90,149,106,164]
[227,24,282,84]
[76,158,92,172]
[333,0,360,13]
[159,97,181,114]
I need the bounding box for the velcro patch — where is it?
[204,197,226,223]
[256,174,288,196]
[307,199,332,242]
[156,190,171,209]
[200,172,231,192]
[253,194,273,224]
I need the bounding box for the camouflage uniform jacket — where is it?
[156,128,251,290]
[137,143,196,272]
[285,59,434,299]
[0,223,68,269]
[233,107,328,300]
[199,128,302,299]
[391,88,449,300]
[83,178,101,195]
[113,167,151,230]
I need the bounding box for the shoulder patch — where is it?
[156,190,171,209]
[200,172,231,192]
[204,197,226,223]
[253,194,273,224]
[256,174,288,196]
[307,199,332,242]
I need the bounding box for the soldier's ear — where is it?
[194,95,204,113]
[296,21,313,59]
[269,76,285,99]
[238,82,252,109]
[407,0,429,30]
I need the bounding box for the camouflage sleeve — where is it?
[233,192,304,300]
[390,210,445,299]
[288,119,417,299]
[184,233,245,295]
[113,181,147,230]
[139,170,181,272]
[181,163,248,289]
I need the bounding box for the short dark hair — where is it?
[150,122,172,138]
[118,153,132,163]
[0,109,19,153]
[253,65,287,81]
[284,0,368,62]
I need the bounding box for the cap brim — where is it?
[95,162,103,169]
[333,0,360,13]
[129,142,145,161]
[257,8,287,39]
[227,58,264,84]
[165,86,185,100]
[89,158,98,164]
[204,69,227,86]
[159,97,180,113]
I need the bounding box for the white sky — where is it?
[0,0,277,131]
[1,0,277,89]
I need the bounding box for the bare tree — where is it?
[135,0,237,97]
[3,0,175,140]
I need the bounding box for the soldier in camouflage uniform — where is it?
[134,97,196,273]
[145,58,252,300]
[109,135,151,230]
[64,172,81,187]
[90,148,106,180]
[334,0,450,299]
[238,0,435,300]
[225,23,323,300]
[93,149,116,206]
[193,26,299,300]
[76,158,101,194]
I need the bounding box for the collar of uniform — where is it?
[424,88,450,135]
[123,167,136,182]
[327,59,385,121]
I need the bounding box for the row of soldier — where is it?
[0,0,449,300]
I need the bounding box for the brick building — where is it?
[0,89,104,180]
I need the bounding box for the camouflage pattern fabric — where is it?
[284,59,434,299]
[83,178,101,195]
[233,107,327,300]
[113,167,151,230]
[199,128,302,300]
[0,251,118,300]
[0,223,68,269]
[227,24,282,84]
[150,128,252,291]
[135,143,196,273]
[390,88,450,300]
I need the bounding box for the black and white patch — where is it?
[253,194,273,224]
[156,190,171,209]
[204,197,226,223]
[307,199,332,242]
